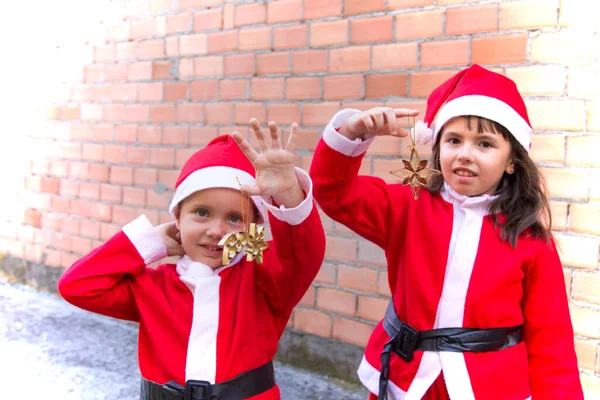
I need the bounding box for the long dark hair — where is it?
[428,116,552,248]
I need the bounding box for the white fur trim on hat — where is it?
[168,166,266,223]
[432,95,532,152]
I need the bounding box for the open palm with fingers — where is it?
[232,119,303,207]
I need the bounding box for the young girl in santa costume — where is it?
[309,64,583,400]
[58,121,326,400]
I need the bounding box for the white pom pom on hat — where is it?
[412,121,434,145]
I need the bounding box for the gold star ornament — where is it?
[390,118,441,200]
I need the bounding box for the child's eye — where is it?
[447,138,460,144]
[195,209,209,218]
[228,214,243,224]
[480,141,494,148]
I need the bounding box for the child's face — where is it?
[175,188,257,268]
[439,117,514,197]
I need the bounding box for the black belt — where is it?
[140,361,275,400]
[378,301,523,400]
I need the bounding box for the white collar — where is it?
[176,253,244,292]
[440,181,498,211]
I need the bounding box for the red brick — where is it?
[239,27,271,51]
[166,12,192,34]
[330,46,370,73]
[51,161,70,178]
[223,4,234,29]
[112,84,137,102]
[373,42,418,70]
[131,20,157,39]
[234,3,266,27]
[80,220,100,239]
[339,265,378,293]
[208,31,238,53]
[299,286,316,307]
[350,16,393,44]
[317,287,356,316]
[147,190,170,209]
[158,169,180,188]
[267,0,302,23]
[325,235,358,262]
[359,240,387,268]
[179,58,194,78]
[127,147,150,165]
[150,104,175,123]
[138,126,162,145]
[154,61,175,79]
[112,205,138,225]
[286,77,321,100]
[101,184,122,204]
[267,104,301,125]
[531,31,596,64]
[100,223,120,240]
[128,62,153,81]
[410,70,461,98]
[134,168,158,187]
[107,22,131,42]
[82,144,104,162]
[190,80,218,100]
[110,166,134,185]
[421,39,469,67]
[166,37,178,57]
[94,44,114,63]
[61,143,81,160]
[123,187,146,207]
[138,82,163,102]
[176,103,204,123]
[81,104,103,121]
[235,103,266,125]
[291,50,327,74]
[273,25,307,50]
[105,64,128,82]
[84,66,104,83]
[180,33,208,56]
[178,0,204,10]
[122,104,148,123]
[161,127,187,147]
[324,75,364,100]
[176,149,198,168]
[472,35,528,65]
[344,0,385,15]
[499,0,558,30]
[60,106,81,121]
[91,125,113,142]
[256,52,289,75]
[58,179,79,197]
[294,309,332,337]
[506,66,566,96]
[332,317,374,347]
[102,144,126,164]
[388,0,434,9]
[205,103,234,124]
[219,79,250,100]
[357,296,388,322]
[251,78,285,100]
[310,20,348,47]
[190,127,219,146]
[138,39,165,60]
[164,82,189,101]
[303,102,341,126]
[88,164,110,183]
[304,0,341,20]
[148,148,174,168]
[224,53,255,76]
[194,8,223,32]
[366,74,409,98]
[447,4,498,35]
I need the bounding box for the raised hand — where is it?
[154,221,185,257]
[232,120,304,209]
[339,107,420,141]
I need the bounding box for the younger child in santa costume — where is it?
[309,65,583,400]
[58,121,326,399]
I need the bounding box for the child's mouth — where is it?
[454,169,476,177]
[201,244,222,252]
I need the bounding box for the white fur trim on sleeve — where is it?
[122,215,168,265]
[261,168,314,226]
[323,109,376,157]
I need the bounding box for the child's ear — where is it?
[174,206,181,229]
[506,159,515,175]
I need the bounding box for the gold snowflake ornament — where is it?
[390,118,441,200]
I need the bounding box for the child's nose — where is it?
[457,144,474,161]
[206,219,227,239]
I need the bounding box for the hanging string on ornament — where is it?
[218,177,270,264]
[389,116,441,200]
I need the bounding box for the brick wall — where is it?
[1,0,599,396]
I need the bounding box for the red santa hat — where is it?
[169,134,266,223]
[414,64,533,153]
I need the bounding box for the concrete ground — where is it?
[0,278,368,399]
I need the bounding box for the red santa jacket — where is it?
[309,109,583,400]
[58,170,325,399]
